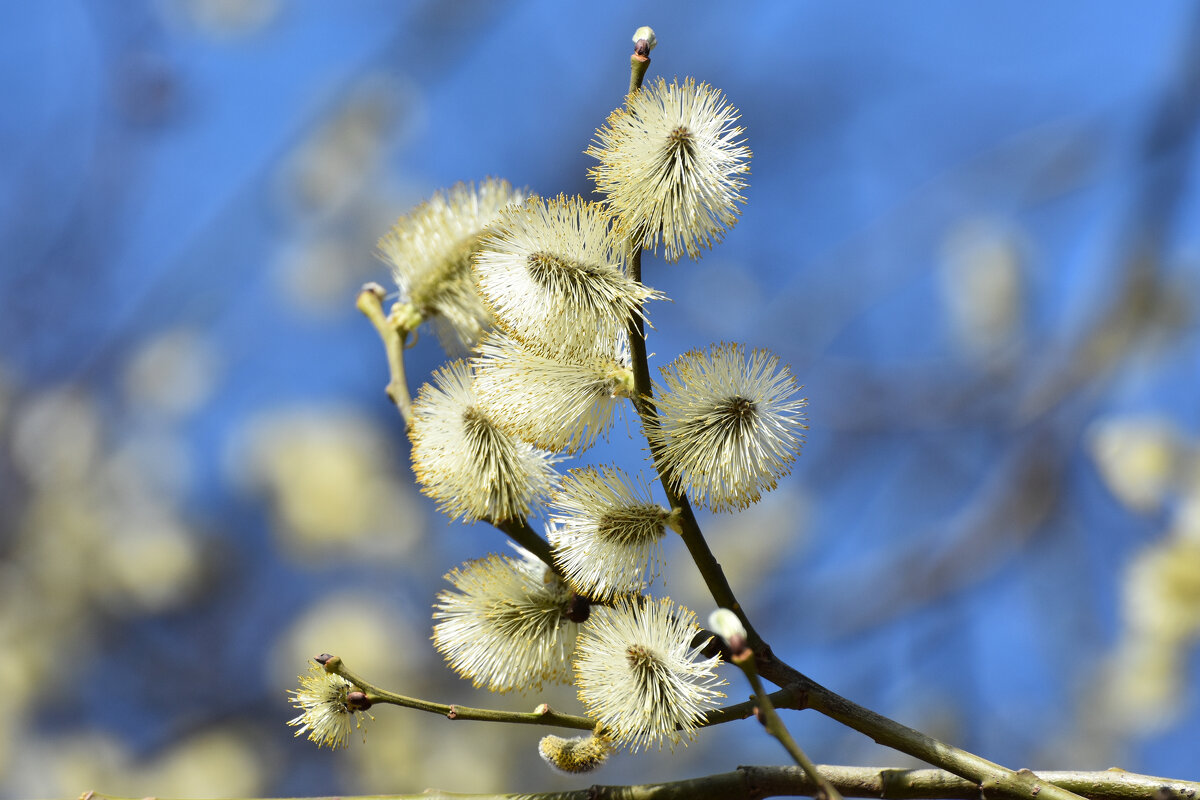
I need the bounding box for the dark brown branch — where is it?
[81,764,1200,800]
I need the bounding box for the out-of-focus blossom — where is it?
[1087,415,1183,513]
[166,0,280,37]
[230,409,422,561]
[939,220,1026,359]
[123,328,220,418]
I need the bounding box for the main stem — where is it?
[625,248,762,644]
[620,48,764,671]
[619,48,761,638]
[617,37,1086,800]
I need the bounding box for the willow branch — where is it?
[626,270,761,641]
[759,659,1090,800]
[494,516,556,568]
[624,273,756,639]
[744,765,1200,800]
[80,765,1200,800]
[325,655,594,731]
[629,38,651,95]
[620,36,761,645]
[700,685,794,727]
[325,653,781,734]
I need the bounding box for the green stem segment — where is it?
[356,284,415,423]
[323,653,778,734]
[619,81,763,668]
[327,655,594,731]
[736,652,844,800]
[494,516,556,568]
[357,284,559,572]
[630,53,650,95]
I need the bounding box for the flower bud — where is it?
[708,608,748,654]
[632,26,657,53]
[538,734,613,774]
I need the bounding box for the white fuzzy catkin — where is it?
[538,734,613,774]
[287,664,370,749]
[472,331,635,455]
[474,194,661,356]
[548,466,672,600]
[433,548,578,693]
[378,178,525,351]
[589,78,750,262]
[574,597,724,752]
[649,343,807,512]
[409,360,559,522]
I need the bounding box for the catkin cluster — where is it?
[291,26,808,763]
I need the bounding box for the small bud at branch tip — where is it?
[708,608,748,655]
[632,26,657,52]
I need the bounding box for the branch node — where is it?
[739,764,766,800]
[980,777,1005,800]
[879,768,910,799]
[789,682,812,710]
[346,690,373,711]
[446,705,459,720]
